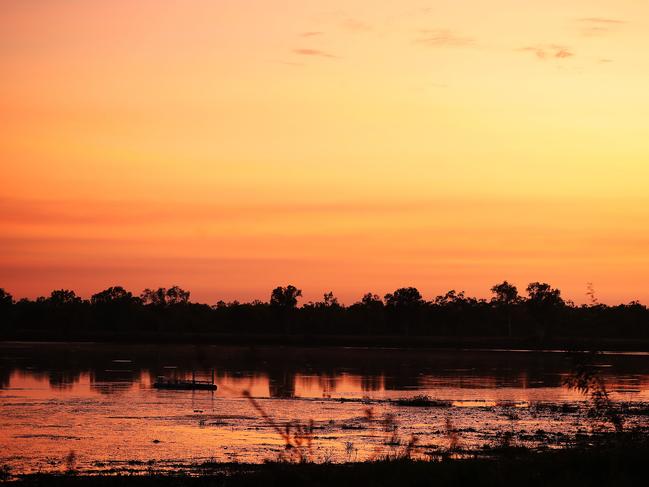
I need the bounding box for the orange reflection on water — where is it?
[2,344,649,473]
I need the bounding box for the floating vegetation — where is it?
[394,395,451,408]
[533,402,580,414]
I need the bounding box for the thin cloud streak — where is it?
[293,48,338,58]
[416,29,475,47]
[577,17,626,24]
[519,45,575,60]
[576,17,626,37]
[343,18,372,32]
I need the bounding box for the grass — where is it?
[6,436,649,486]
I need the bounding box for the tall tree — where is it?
[270,285,302,334]
[140,286,190,307]
[319,291,340,308]
[0,288,13,307]
[48,289,82,306]
[270,285,302,309]
[91,286,134,306]
[165,286,190,305]
[384,287,423,308]
[526,282,564,339]
[384,287,423,335]
[0,288,13,328]
[490,281,520,337]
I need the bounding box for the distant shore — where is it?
[3,330,649,352]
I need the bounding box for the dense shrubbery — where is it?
[0,282,648,340]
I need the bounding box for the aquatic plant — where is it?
[64,450,77,475]
[0,464,11,482]
[444,417,461,453]
[564,364,624,433]
[344,441,358,462]
[242,390,315,462]
[394,395,451,408]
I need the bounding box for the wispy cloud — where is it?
[416,29,475,47]
[520,45,574,60]
[576,17,626,37]
[300,31,324,37]
[293,48,338,59]
[555,48,574,58]
[578,17,626,24]
[343,18,372,32]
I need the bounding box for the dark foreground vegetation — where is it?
[2,282,649,347]
[5,436,649,487]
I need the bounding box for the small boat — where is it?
[153,370,217,391]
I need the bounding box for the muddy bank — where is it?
[6,436,649,487]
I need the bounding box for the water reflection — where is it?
[2,343,649,400]
[2,343,649,473]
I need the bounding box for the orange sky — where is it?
[2,0,649,304]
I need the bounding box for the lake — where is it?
[1,342,649,473]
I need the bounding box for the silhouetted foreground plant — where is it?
[242,392,427,463]
[444,417,461,453]
[0,464,11,482]
[564,363,624,432]
[64,451,77,476]
[242,390,315,462]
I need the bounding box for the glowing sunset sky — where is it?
[2,0,649,304]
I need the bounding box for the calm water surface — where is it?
[2,342,649,473]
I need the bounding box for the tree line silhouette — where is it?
[1,282,648,341]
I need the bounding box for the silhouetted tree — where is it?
[166,285,190,305]
[270,285,302,334]
[90,286,139,331]
[355,292,385,334]
[491,281,520,337]
[433,290,477,335]
[140,286,190,307]
[140,288,166,306]
[384,287,423,308]
[0,288,13,306]
[384,287,423,335]
[0,288,13,328]
[48,289,82,306]
[526,282,564,340]
[434,290,466,306]
[319,292,340,308]
[491,281,519,306]
[91,286,135,306]
[526,282,564,308]
[361,293,383,308]
[3,282,649,342]
[270,285,302,309]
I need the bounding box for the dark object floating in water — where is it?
[394,395,451,407]
[153,370,217,391]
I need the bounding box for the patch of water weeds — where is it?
[393,395,451,408]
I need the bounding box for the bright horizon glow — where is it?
[2,0,649,305]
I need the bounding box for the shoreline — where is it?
[5,437,649,486]
[3,331,649,352]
